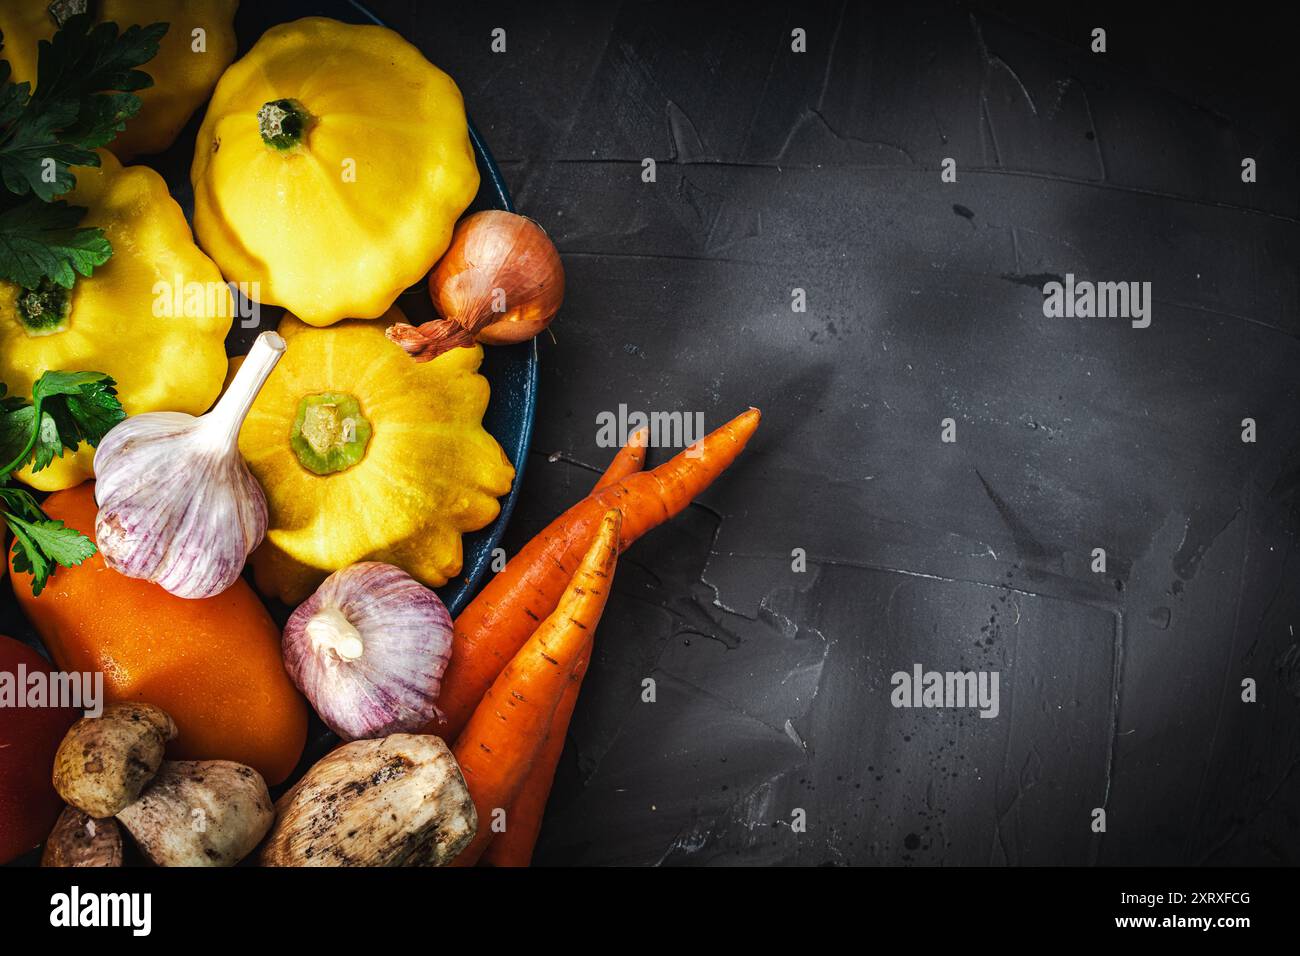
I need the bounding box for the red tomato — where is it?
[0,634,79,864]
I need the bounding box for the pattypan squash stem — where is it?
[47,0,91,29]
[16,279,72,335]
[258,99,313,150]
[290,392,373,475]
[305,606,365,662]
[197,331,286,451]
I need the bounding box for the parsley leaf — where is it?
[33,15,164,107]
[0,64,84,200]
[0,404,42,471]
[0,370,124,477]
[0,195,112,288]
[0,15,165,199]
[0,66,28,132]
[33,370,125,461]
[1,496,96,595]
[0,372,123,595]
[0,484,46,523]
[0,14,165,288]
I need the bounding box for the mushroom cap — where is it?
[41,806,124,867]
[52,702,177,818]
[259,734,475,867]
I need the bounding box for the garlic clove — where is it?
[386,210,564,362]
[93,332,285,599]
[282,562,454,741]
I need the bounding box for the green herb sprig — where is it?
[0,13,162,593]
[0,13,167,290]
[0,372,125,594]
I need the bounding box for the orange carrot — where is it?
[480,643,591,867]
[478,433,647,867]
[592,426,648,490]
[451,509,622,866]
[430,407,760,740]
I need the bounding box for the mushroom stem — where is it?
[115,760,274,867]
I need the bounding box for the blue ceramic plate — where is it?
[342,0,537,616]
[128,0,536,798]
[164,0,538,618]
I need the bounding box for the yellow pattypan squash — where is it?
[0,1,239,161]
[191,17,480,327]
[239,310,514,605]
[0,150,232,491]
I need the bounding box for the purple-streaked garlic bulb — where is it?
[282,562,454,741]
[93,331,285,599]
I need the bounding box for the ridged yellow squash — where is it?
[191,17,480,327]
[0,0,238,161]
[0,151,232,491]
[238,312,514,605]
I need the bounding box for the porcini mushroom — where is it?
[49,701,274,867]
[41,806,124,868]
[116,761,275,867]
[259,734,475,866]
[52,702,176,818]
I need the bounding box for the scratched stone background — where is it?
[4,0,1298,867]
[354,0,1299,866]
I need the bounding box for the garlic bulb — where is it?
[93,331,285,599]
[386,210,564,362]
[282,562,454,741]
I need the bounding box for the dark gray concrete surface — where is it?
[3,0,1297,868]
[358,0,1298,865]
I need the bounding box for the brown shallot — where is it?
[387,210,564,362]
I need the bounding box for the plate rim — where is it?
[345,0,539,615]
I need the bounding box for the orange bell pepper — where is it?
[9,483,307,785]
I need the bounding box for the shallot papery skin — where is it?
[386,210,564,362]
[282,562,454,741]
